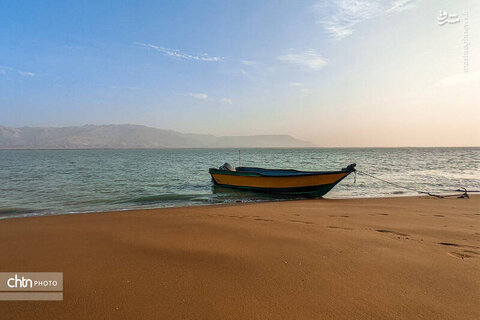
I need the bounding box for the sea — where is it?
[1,148,479,219]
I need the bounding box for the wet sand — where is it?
[1,196,479,319]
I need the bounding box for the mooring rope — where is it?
[355,169,478,199]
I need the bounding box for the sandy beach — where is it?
[1,196,479,319]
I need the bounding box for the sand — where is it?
[0,196,479,319]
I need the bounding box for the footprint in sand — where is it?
[289,220,313,225]
[376,229,409,237]
[327,226,353,230]
[433,214,445,217]
[369,213,389,216]
[438,242,460,247]
[448,250,480,259]
[328,215,350,218]
[449,252,473,259]
[254,218,273,222]
[463,250,480,255]
[438,242,480,249]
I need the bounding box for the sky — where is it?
[1,0,479,147]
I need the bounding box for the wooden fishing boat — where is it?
[209,163,356,197]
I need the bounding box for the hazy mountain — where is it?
[0,125,314,149]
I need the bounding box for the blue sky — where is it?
[1,0,479,146]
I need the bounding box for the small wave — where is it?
[70,198,120,205]
[125,194,209,204]
[0,207,38,215]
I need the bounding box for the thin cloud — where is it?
[18,70,35,77]
[278,50,327,70]
[312,0,416,40]
[0,65,13,71]
[0,66,33,77]
[289,82,310,94]
[241,60,257,66]
[386,0,416,13]
[220,98,232,104]
[135,42,223,62]
[187,92,208,100]
[109,85,139,90]
[434,70,480,87]
[289,82,304,87]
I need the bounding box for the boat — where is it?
[209,163,356,197]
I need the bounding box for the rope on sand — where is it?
[355,169,478,199]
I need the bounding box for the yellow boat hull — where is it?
[211,172,349,189]
[209,165,355,197]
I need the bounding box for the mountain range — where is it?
[0,125,314,149]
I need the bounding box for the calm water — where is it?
[1,148,479,219]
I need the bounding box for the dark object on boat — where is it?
[219,162,236,171]
[209,163,356,197]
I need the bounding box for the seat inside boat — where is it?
[235,167,322,176]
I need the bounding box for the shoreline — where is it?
[0,193,465,221]
[1,196,479,319]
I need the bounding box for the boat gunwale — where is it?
[208,167,351,177]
